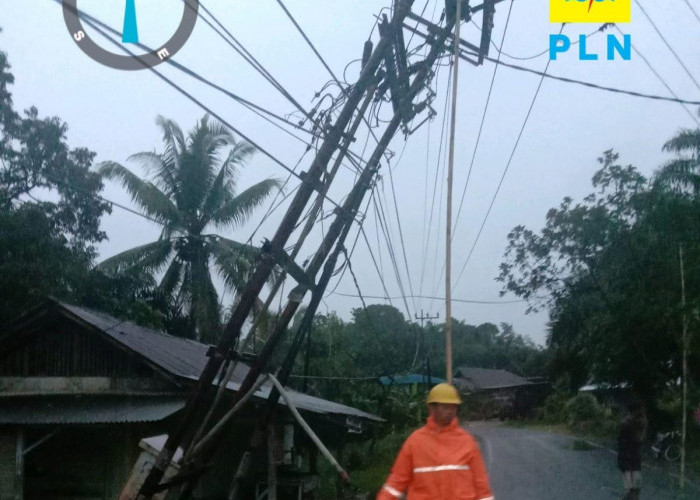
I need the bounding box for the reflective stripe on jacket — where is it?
[377,416,494,500]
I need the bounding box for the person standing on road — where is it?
[618,399,648,500]
[377,383,494,500]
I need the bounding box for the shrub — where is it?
[541,389,570,423]
[566,393,603,431]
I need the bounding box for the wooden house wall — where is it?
[0,430,17,500]
[0,318,151,378]
[23,426,144,500]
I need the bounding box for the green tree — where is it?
[346,304,415,376]
[656,119,700,195]
[98,115,280,343]
[498,148,700,402]
[0,43,111,322]
[0,46,110,250]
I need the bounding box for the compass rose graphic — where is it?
[122,0,139,44]
[62,0,199,70]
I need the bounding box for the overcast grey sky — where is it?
[2,1,699,345]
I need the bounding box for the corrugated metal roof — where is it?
[61,303,234,381]
[453,367,532,391]
[59,302,382,422]
[0,395,185,425]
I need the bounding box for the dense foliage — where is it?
[0,43,115,323]
[271,304,546,427]
[498,132,700,416]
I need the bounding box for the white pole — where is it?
[679,243,688,488]
[445,0,462,384]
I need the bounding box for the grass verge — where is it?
[317,428,413,499]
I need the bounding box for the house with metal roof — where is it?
[0,299,380,500]
[453,367,533,392]
[453,366,549,420]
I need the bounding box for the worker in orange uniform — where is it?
[377,383,494,500]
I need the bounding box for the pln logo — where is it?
[550,0,631,23]
[549,0,632,61]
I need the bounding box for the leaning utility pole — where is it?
[135,3,411,497]
[133,1,500,497]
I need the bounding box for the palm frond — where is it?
[158,256,184,298]
[654,158,700,194]
[212,178,281,229]
[155,116,186,193]
[197,162,234,233]
[189,116,235,174]
[127,152,179,199]
[210,237,260,292]
[197,139,256,231]
[97,239,173,275]
[175,117,235,216]
[662,129,700,156]
[225,140,257,178]
[98,161,181,226]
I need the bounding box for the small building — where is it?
[0,300,381,500]
[578,382,632,409]
[453,367,548,419]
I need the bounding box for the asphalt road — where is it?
[466,422,700,500]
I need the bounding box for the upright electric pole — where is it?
[445,0,462,385]
[679,243,688,489]
[415,310,439,386]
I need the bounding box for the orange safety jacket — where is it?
[377,416,494,500]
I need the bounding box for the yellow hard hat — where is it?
[426,383,461,404]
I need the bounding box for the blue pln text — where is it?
[549,34,631,61]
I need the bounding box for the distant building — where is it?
[0,299,381,500]
[579,381,632,408]
[453,367,549,419]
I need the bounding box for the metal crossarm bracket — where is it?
[263,241,316,291]
[478,0,496,64]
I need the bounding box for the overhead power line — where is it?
[472,51,700,106]
[288,374,378,381]
[634,0,700,92]
[454,24,562,290]
[57,0,352,215]
[474,20,607,62]
[192,1,379,171]
[386,142,418,313]
[274,0,344,90]
[190,0,316,123]
[683,0,700,25]
[75,1,372,178]
[373,183,414,320]
[360,224,394,308]
[453,0,516,239]
[421,64,451,307]
[612,25,700,126]
[332,292,527,305]
[274,0,391,165]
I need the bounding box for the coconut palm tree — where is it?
[656,119,700,195]
[98,115,280,343]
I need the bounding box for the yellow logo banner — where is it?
[550,0,631,23]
